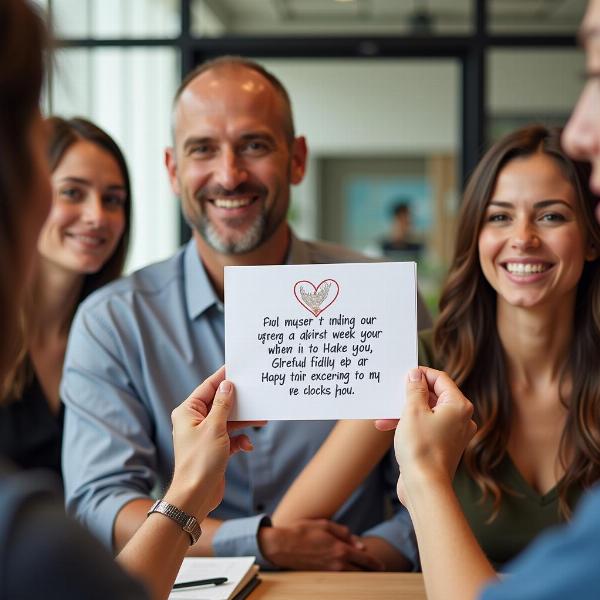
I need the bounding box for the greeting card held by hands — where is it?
[225,262,417,420]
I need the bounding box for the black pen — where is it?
[172,577,228,590]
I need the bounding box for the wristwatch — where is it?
[147,500,202,545]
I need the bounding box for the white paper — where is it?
[169,556,256,600]
[225,262,417,420]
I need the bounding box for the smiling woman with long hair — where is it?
[0,116,131,482]
[272,124,600,570]
[0,2,251,598]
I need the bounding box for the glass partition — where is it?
[192,0,474,38]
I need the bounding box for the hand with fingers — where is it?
[168,366,265,520]
[376,367,477,510]
[257,518,385,571]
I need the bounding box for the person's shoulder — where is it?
[79,247,186,315]
[301,238,377,264]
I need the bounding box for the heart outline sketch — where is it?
[293,279,340,317]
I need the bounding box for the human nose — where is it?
[563,84,600,161]
[511,220,540,251]
[82,194,107,226]
[213,148,248,191]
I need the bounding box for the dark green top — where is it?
[418,329,584,569]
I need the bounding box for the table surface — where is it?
[251,572,426,600]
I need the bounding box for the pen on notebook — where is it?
[172,577,228,590]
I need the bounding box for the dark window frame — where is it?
[54,0,577,243]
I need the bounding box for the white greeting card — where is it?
[224,262,417,420]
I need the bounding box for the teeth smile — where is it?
[212,197,254,209]
[505,262,549,274]
[69,234,104,246]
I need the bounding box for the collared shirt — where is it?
[62,233,429,566]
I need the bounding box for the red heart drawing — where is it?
[293,279,340,317]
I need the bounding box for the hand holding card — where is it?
[225,262,417,420]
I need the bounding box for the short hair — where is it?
[391,202,411,218]
[172,56,295,143]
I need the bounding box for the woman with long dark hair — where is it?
[0,2,253,598]
[0,116,131,481]
[273,124,600,569]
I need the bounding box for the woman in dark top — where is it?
[273,125,600,570]
[0,2,255,598]
[0,116,131,480]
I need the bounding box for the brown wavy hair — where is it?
[2,117,132,402]
[434,125,600,519]
[0,0,46,378]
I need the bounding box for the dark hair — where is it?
[434,125,600,519]
[391,202,410,218]
[0,0,46,376]
[45,116,132,301]
[1,117,132,403]
[173,55,295,143]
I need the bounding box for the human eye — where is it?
[486,212,509,223]
[188,143,215,158]
[241,139,272,156]
[539,212,566,223]
[103,192,127,210]
[59,186,83,202]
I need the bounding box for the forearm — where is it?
[406,475,497,600]
[273,421,393,525]
[116,487,213,600]
[360,536,412,571]
[114,498,222,556]
[114,498,154,553]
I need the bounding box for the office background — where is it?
[35,0,587,309]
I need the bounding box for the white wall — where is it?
[50,48,179,273]
[263,59,460,154]
[488,49,584,115]
[262,59,461,239]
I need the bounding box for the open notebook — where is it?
[169,557,259,600]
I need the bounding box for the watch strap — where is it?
[147,499,202,545]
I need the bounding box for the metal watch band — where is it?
[147,499,202,545]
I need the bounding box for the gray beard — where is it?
[197,212,268,254]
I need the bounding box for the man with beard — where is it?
[61,57,431,571]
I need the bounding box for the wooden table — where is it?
[251,572,426,599]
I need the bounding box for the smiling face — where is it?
[166,64,306,256]
[37,140,127,275]
[478,152,596,311]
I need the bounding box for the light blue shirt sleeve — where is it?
[362,506,419,570]
[212,514,273,567]
[480,484,600,600]
[62,302,160,549]
[61,237,425,563]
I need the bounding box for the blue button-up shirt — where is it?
[62,234,429,566]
